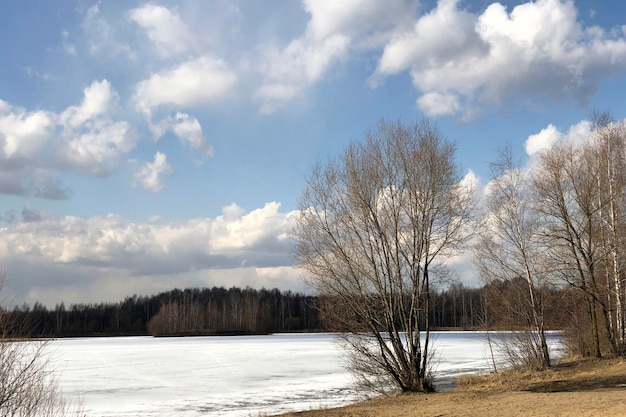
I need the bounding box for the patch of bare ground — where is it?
[275,358,626,417]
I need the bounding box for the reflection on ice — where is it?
[48,332,564,417]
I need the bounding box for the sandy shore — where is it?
[276,358,626,417]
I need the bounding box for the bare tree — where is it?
[475,148,551,369]
[0,273,83,417]
[533,142,610,357]
[293,119,474,393]
[589,117,626,354]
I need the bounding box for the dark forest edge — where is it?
[4,278,582,341]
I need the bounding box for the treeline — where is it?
[146,287,319,336]
[9,287,320,337]
[7,282,573,338]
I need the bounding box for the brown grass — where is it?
[275,358,626,417]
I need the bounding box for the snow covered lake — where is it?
[48,332,565,417]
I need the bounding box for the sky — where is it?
[2,0,626,307]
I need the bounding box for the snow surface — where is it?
[47,332,565,416]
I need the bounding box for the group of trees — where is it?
[10,287,320,337]
[537,118,626,358]
[477,116,626,366]
[293,117,626,394]
[6,115,626,407]
[146,287,318,336]
[8,283,570,339]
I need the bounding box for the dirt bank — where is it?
[276,358,626,417]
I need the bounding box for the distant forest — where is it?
[6,280,573,338]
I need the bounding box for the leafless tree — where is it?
[589,116,626,354]
[474,148,551,369]
[0,272,84,417]
[532,139,621,357]
[293,119,475,393]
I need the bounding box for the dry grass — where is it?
[274,358,626,417]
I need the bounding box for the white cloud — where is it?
[566,119,594,146]
[460,169,481,193]
[416,92,461,117]
[143,111,213,159]
[0,203,302,304]
[0,101,54,158]
[255,35,349,113]
[132,57,232,159]
[254,85,299,109]
[128,4,193,58]
[254,0,419,113]
[0,79,139,198]
[56,80,136,175]
[0,202,295,268]
[525,124,565,156]
[133,56,237,113]
[209,202,294,252]
[304,0,417,43]
[375,0,483,77]
[373,0,626,117]
[59,79,118,128]
[58,119,134,175]
[170,112,213,158]
[525,120,593,157]
[133,151,173,193]
[0,101,67,199]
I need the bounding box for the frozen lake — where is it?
[48,332,565,417]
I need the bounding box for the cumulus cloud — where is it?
[133,151,173,192]
[0,79,138,198]
[133,56,237,113]
[170,112,213,157]
[304,0,417,43]
[128,4,193,58]
[132,58,230,159]
[255,0,416,113]
[525,124,566,156]
[374,0,483,78]
[0,203,302,305]
[56,80,136,175]
[416,92,461,117]
[0,100,54,159]
[524,120,593,157]
[373,0,626,117]
[0,202,295,271]
[143,112,213,159]
[59,80,118,127]
[255,35,349,113]
[0,101,69,199]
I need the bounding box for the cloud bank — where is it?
[0,202,301,305]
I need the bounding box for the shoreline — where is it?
[275,357,626,417]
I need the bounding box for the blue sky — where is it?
[2,0,626,306]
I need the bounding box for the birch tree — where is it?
[475,148,551,368]
[531,118,626,357]
[589,117,626,354]
[533,143,608,357]
[293,119,474,393]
